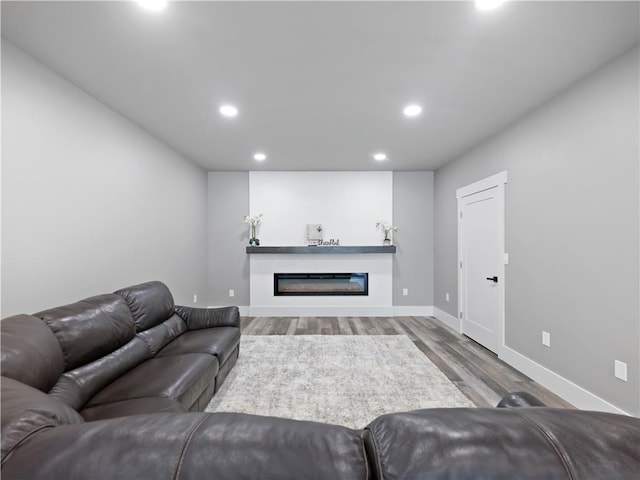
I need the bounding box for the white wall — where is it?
[249,171,393,245]
[247,171,394,315]
[1,41,209,315]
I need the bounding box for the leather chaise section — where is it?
[36,294,135,370]
[85,354,218,411]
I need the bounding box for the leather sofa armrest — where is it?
[496,391,547,408]
[175,305,240,330]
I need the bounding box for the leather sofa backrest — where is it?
[1,412,371,480]
[1,377,84,464]
[1,315,65,392]
[35,294,136,371]
[364,408,640,480]
[115,281,175,332]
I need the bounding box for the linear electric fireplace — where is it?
[274,273,368,296]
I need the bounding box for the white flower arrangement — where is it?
[243,213,263,227]
[244,213,263,245]
[376,221,398,241]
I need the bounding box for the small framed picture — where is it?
[306,224,323,245]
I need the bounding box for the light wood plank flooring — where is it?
[240,316,574,409]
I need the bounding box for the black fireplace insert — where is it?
[274,273,368,296]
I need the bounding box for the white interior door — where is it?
[457,172,507,354]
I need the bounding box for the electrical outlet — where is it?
[614,360,628,382]
[445,293,450,302]
[402,288,408,296]
[542,331,551,347]
[229,289,235,298]
[192,294,198,304]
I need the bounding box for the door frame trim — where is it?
[456,171,508,357]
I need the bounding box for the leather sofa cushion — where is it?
[80,397,186,422]
[1,315,65,392]
[86,354,219,411]
[156,327,241,365]
[36,294,135,370]
[1,377,84,463]
[2,413,369,480]
[180,413,368,480]
[115,281,175,332]
[364,408,640,480]
[1,413,210,479]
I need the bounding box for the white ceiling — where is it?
[2,1,638,171]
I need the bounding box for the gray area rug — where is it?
[206,335,474,428]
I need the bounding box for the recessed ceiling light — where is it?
[373,153,387,161]
[403,104,423,117]
[137,0,168,12]
[253,153,267,161]
[475,0,506,11]
[219,104,238,117]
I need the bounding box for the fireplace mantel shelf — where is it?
[246,245,396,254]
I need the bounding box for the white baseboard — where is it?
[500,345,631,416]
[392,306,434,316]
[248,305,396,317]
[239,305,435,317]
[433,307,461,332]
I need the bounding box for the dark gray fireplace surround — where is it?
[274,273,368,296]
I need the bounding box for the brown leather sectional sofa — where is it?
[2,281,639,479]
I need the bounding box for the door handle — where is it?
[486,276,498,283]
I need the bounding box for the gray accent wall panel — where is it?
[434,47,639,415]
[1,41,209,316]
[393,172,434,306]
[207,172,250,306]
